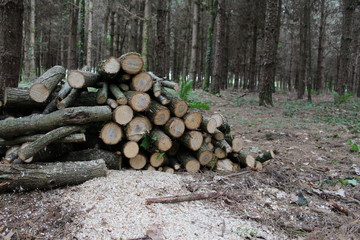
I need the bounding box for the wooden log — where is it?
[218,117,231,134]
[162,167,175,173]
[230,151,256,168]
[200,117,217,134]
[145,164,156,171]
[119,83,130,92]
[180,131,203,151]
[124,91,150,112]
[100,122,123,145]
[67,70,100,89]
[149,128,172,152]
[129,153,147,170]
[183,110,202,130]
[216,159,239,172]
[160,81,180,91]
[145,191,220,204]
[144,100,170,126]
[97,82,108,104]
[4,88,46,110]
[118,52,144,75]
[43,82,72,114]
[3,146,20,163]
[149,152,168,168]
[0,133,87,146]
[0,106,112,139]
[196,143,214,166]
[255,150,275,163]
[156,95,170,105]
[167,141,180,156]
[58,148,122,170]
[57,88,81,109]
[106,98,119,109]
[121,74,132,81]
[168,157,181,170]
[17,126,84,161]
[130,72,153,92]
[163,117,185,138]
[0,159,107,193]
[29,65,66,103]
[210,112,224,128]
[255,161,263,171]
[213,139,232,154]
[70,91,98,107]
[113,105,134,125]
[152,81,162,97]
[162,89,188,117]
[125,115,152,142]
[212,129,225,141]
[177,152,200,173]
[122,141,139,158]
[109,83,127,105]
[225,135,244,152]
[97,56,121,77]
[214,147,226,159]
[203,133,212,144]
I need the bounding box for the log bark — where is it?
[43,82,72,114]
[210,112,224,128]
[107,98,119,109]
[160,81,180,91]
[255,150,275,163]
[200,117,217,134]
[145,191,220,204]
[167,141,180,156]
[57,148,122,170]
[161,89,188,117]
[213,129,225,141]
[183,110,202,130]
[18,126,84,160]
[100,122,123,145]
[213,139,232,154]
[152,80,162,97]
[125,115,152,142]
[149,152,168,167]
[3,146,20,163]
[113,105,134,125]
[144,100,170,126]
[4,88,46,110]
[163,117,185,138]
[57,88,81,109]
[0,133,86,146]
[129,153,147,169]
[0,159,107,193]
[118,52,144,74]
[180,131,203,151]
[124,91,151,112]
[96,82,108,104]
[130,72,153,92]
[0,106,112,139]
[70,91,98,107]
[231,151,256,168]
[67,70,100,89]
[122,141,139,158]
[149,128,172,152]
[196,143,214,165]
[97,56,121,77]
[177,152,200,173]
[109,84,127,105]
[119,83,130,92]
[29,66,66,103]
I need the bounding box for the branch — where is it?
[145,191,221,205]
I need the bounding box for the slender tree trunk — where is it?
[305,0,312,102]
[86,0,93,70]
[297,0,306,99]
[156,0,167,77]
[141,0,151,71]
[315,0,326,94]
[67,0,79,70]
[78,0,85,68]
[189,1,199,88]
[210,0,226,95]
[0,0,23,90]
[109,11,115,56]
[336,0,357,96]
[129,0,137,52]
[248,1,259,91]
[29,0,36,79]
[259,0,281,106]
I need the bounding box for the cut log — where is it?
[163,117,185,138]
[156,95,170,105]
[168,157,181,170]
[122,141,139,158]
[129,153,147,169]
[216,159,239,172]
[18,126,84,161]
[160,81,180,91]
[43,82,72,114]
[213,140,232,154]
[231,151,256,168]
[3,146,20,163]
[96,82,108,104]
[214,147,226,159]
[106,98,118,109]
[57,148,122,170]
[163,167,175,174]
[119,83,130,92]
[196,143,214,165]
[162,89,188,117]
[57,88,81,109]
[67,70,100,89]
[255,161,263,171]
[4,88,45,110]
[225,135,243,152]
[0,106,112,139]
[124,91,150,112]
[152,80,162,97]
[0,159,107,193]
[149,128,172,152]
[203,133,212,144]
[183,110,202,130]
[29,65,66,103]
[145,164,156,171]
[144,100,170,126]
[200,117,217,134]
[100,122,123,145]
[167,141,180,156]
[125,115,152,142]
[210,112,224,128]
[20,143,74,163]
[113,105,134,125]
[149,152,168,167]
[118,52,144,74]
[255,150,275,163]
[121,74,132,81]
[218,117,231,134]
[97,56,121,77]
[109,84,127,105]
[180,131,203,151]
[130,72,153,92]
[0,133,87,146]
[145,191,220,204]
[177,152,200,173]
[212,129,225,141]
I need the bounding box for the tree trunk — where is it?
[78,0,85,67]
[141,0,151,71]
[156,0,167,77]
[29,0,36,79]
[189,1,199,86]
[67,0,79,70]
[86,0,93,70]
[0,159,107,193]
[315,0,326,94]
[0,0,23,90]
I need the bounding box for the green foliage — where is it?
[140,134,157,150]
[156,152,165,160]
[179,79,193,101]
[333,91,354,106]
[177,79,211,110]
[323,177,360,187]
[347,140,360,153]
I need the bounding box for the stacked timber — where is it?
[0,52,274,193]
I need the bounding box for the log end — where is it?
[113,105,134,125]
[68,71,85,89]
[184,111,202,130]
[103,57,121,75]
[129,153,147,169]
[150,152,167,168]
[119,53,144,75]
[198,150,213,166]
[165,117,185,138]
[100,122,123,145]
[173,100,188,117]
[123,141,139,158]
[29,83,50,103]
[131,72,153,92]
[153,108,171,126]
[206,118,217,134]
[130,92,150,112]
[210,113,224,128]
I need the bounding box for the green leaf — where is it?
[156,152,165,160]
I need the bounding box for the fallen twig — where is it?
[329,200,355,217]
[145,191,222,205]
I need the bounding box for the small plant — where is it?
[178,79,211,110]
[140,134,157,150]
[333,91,354,106]
[347,140,360,153]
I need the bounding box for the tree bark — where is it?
[67,70,100,89]
[177,151,200,173]
[141,0,151,71]
[86,0,93,69]
[144,100,171,126]
[315,0,326,94]
[67,0,80,70]
[156,0,167,77]
[189,1,199,86]
[161,89,188,117]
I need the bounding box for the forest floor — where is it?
[1,90,360,240]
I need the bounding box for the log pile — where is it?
[0,52,274,193]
